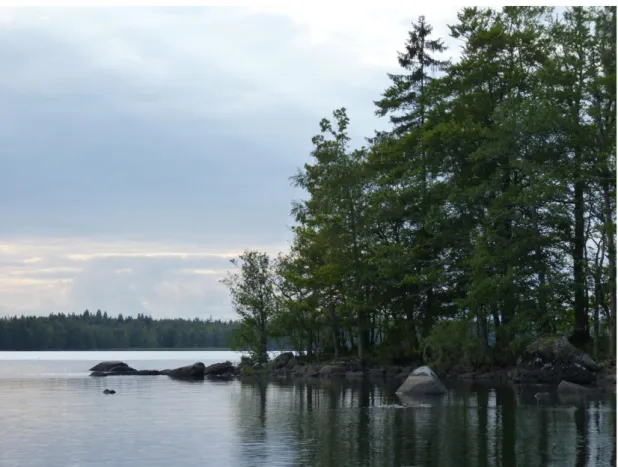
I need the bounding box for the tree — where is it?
[291,108,377,363]
[221,250,279,364]
[226,6,616,369]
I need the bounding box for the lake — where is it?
[0,351,615,467]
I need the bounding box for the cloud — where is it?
[0,5,461,319]
[0,237,286,319]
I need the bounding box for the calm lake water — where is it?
[0,351,615,467]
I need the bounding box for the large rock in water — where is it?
[89,361,134,372]
[204,361,236,376]
[514,336,601,384]
[167,362,206,380]
[396,366,447,396]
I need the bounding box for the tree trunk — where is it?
[328,303,341,358]
[534,208,550,334]
[306,332,313,359]
[572,162,589,347]
[593,238,604,359]
[602,180,617,357]
[259,319,268,364]
[358,309,370,364]
[422,287,436,338]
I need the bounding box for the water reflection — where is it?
[232,379,616,467]
[0,355,615,467]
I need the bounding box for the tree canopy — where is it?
[223,7,616,368]
[0,311,238,350]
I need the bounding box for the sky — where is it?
[0,4,464,320]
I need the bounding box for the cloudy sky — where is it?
[0,4,462,320]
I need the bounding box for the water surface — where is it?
[0,351,615,467]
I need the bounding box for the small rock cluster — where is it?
[89,360,238,381]
[239,352,415,380]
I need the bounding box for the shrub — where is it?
[422,319,492,371]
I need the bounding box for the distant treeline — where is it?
[0,310,241,351]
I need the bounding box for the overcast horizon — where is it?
[0,5,463,320]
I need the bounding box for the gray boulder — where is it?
[396,366,447,396]
[167,362,206,380]
[514,336,601,384]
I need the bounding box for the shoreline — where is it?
[0,348,235,352]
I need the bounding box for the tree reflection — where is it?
[230,379,615,467]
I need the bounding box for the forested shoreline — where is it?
[223,7,617,370]
[0,311,239,351]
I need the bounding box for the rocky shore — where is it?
[87,336,616,389]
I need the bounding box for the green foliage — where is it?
[221,250,279,364]
[224,7,616,369]
[0,311,237,350]
[422,320,492,371]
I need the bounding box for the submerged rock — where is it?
[557,380,599,395]
[396,366,447,396]
[135,370,162,376]
[514,336,601,384]
[103,389,116,395]
[557,380,604,405]
[167,362,206,380]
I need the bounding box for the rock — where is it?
[167,362,206,380]
[346,361,363,372]
[514,336,601,385]
[345,370,365,378]
[557,380,603,405]
[135,370,161,376]
[90,361,132,372]
[557,380,599,396]
[89,368,143,377]
[318,364,346,376]
[369,368,386,378]
[103,389,116,395]
[204,361,236,376]
[386,367,402,377]
[597,372,616,386]
[396,366,447,396]
[271,352,295,370]
[109,366,138,375]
